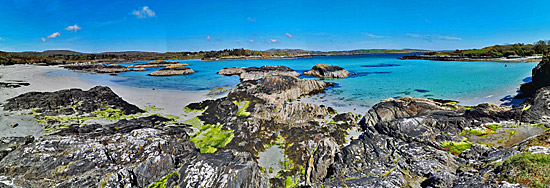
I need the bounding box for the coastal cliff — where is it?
[0,60,550,187]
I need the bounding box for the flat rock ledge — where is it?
[148,65,195,76]
[217,65,300,81]
[303,64,350,78]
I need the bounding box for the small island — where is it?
[149,65,195,76]
[303,64,350,78]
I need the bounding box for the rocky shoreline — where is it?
[0,56,549,187]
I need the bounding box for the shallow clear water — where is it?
[47,54,536,109]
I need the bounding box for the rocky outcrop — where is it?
[303,64,350,78]
[64,64,130,73]
[0,86,268,188]
[148,65,195,76]
[4,86,143,116]
[360,97,451,130]
[128,60,189,68]
[0,81,30,89]
[519,86,550,123]
[0,116,266,187]
[218,65,301,81]
[217,67,244,76]
[228,75,333,104]
[518,54,550,97]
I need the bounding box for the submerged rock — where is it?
[132,68,147,71]
[303,64,350,78]
[149,65,195,76]
[128,60,188,68]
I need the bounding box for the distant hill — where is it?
[0,48,432,65]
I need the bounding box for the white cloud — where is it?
[132,6,155,18]
[41,37,46,42]
[285,33,293,38]
[47,32,60,38]
[206,36,211,40]
[363,33,386,38]
[248,40,254,43]
[247,17,256,22]
[438,36,462,41]
[65,24,81,32]
[269,39,278,44]
[406,33,461,42]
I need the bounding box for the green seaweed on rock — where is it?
[441,141,473,155]
[146,171,180,188]
[190,123,234,153]
[233,100,251,117]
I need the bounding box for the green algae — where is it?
[146,171,180,188]
[233,101,251,117]
[441,141,473,155]
[182,116,203,127]
[183,106,207,113]
[284,176,299,188]
[190,123,234,153]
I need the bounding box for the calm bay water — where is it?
[47,54,536,109]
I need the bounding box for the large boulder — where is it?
[149,65,195,76]
[303,64,350,78]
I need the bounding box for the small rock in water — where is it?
[10,123,18,128]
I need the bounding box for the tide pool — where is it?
[47,53,536,109]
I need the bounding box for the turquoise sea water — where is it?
[47,54,536,109]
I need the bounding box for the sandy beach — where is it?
[0,64,210,119]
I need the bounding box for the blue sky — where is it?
[0,0,549,52]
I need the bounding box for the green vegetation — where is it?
[183,106,207,113]
[284,176,299,188]
[441,141,473,155]
[182,116,204,127]
[190,123,234,153]
[146,171,180,188]
[497,153,550,188]
[233,101,251,117]
[485,124,502,131]
[461,127,491,137]
[425,40,550,58]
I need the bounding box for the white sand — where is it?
[0,64,210,116]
